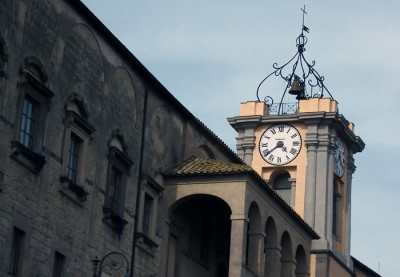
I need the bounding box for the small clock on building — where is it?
[334,137,345,177]
[259,123,302,165]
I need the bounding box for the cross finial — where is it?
[301,5,309,33]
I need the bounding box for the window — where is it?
[19,96,37,149]
[137,175,163,249]
[9,227,25,276]
[142,193,153,237]
[53,251,65,277]
[103,144,132,237]
[273,173,292,204]
[59,94,94,204]
[11,58,53,173]
[66,133,82,183]
[333,182,341,238]
[107,165,123,214]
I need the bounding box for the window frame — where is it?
[8,227,25,276]
[11,64,53,173]
[52,251,66,277]
[59,108,94,205]
[137,176,163,249]
[103,146,132,235]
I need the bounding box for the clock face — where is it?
[334,137,345,177]
[259,124,302,165]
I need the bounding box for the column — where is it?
[229,214,248,277]
[247,231,265,276]
[264,246,281,277]
[304,121,319,228]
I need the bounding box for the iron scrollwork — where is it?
[256,6,334,115]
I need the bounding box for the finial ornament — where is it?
[256,5,334,115]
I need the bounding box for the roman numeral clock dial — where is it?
[259,124,302,165]
[334,137,345,177]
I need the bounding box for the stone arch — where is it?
[246,201,263,275]
[264,217,279,276]
[22,0,58,66]
[107,129,128,152]
[65,93,89,119]
[109,67,137,127]
[280,231,294,277]
[270,169,294,206]
[195,144,216,159]
[295,245,308,277]
[22,56,48,83]
[168,194,231,277]
[62,23,104,118]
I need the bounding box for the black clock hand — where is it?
[265,141,284,155]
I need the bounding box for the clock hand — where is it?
[265,141,284,155]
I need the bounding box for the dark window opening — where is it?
[53,252,65,277]
[66,133,81,183]
[142,193,153,237]
[19,96,37,149]
[9,227,25,276]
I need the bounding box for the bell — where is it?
[288,76,306,100]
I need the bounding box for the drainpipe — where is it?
[130,88,148,276]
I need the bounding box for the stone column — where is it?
[304,121,319,228]
[229,214,249,277]
[247,231,265,276]
[264,246,281,277]
[281,258,296,277]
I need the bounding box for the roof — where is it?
[352,256,382,277]
[67,0,242,164]
[167,156,253,176]
[165,157,319,239]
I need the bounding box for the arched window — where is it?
[264,217,279,276]
[280,232,294,277]
[11,57,53,173]
[103,131,132,239]
[273,173,292,204]
[59,94,94,204]
[246,202,262,275]
[295,245,308,277]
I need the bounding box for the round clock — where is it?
[334,137,345,177]
[259,123,302,165]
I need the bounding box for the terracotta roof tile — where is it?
[166,157,253,176]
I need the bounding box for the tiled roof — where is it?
[166,157,253,176]
[165,156,319,239]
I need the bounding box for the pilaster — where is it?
[229,214,249,277]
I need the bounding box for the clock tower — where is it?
[228,23,365,277]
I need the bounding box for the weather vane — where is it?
[256,5,334,115]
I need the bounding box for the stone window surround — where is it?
[103,146,132,236]
[59,103,95,205]
[136,176,163,250]
[11,61,53,174]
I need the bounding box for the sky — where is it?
[81,1,400,276]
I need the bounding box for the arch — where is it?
[22,56,48,83]
[168,194,231,277]
[196,144,216,159]
[65,93,89,119]
[107,129,128,152]
[295,245,308,277]
[264,217,279,276]
[246,202,262,274]
[280,231,294,277]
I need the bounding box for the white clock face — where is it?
[259,124,302,165]
[334,137,345,177]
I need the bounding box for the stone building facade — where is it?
[0,0,380,277]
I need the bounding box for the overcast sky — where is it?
[81,1,400,276]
